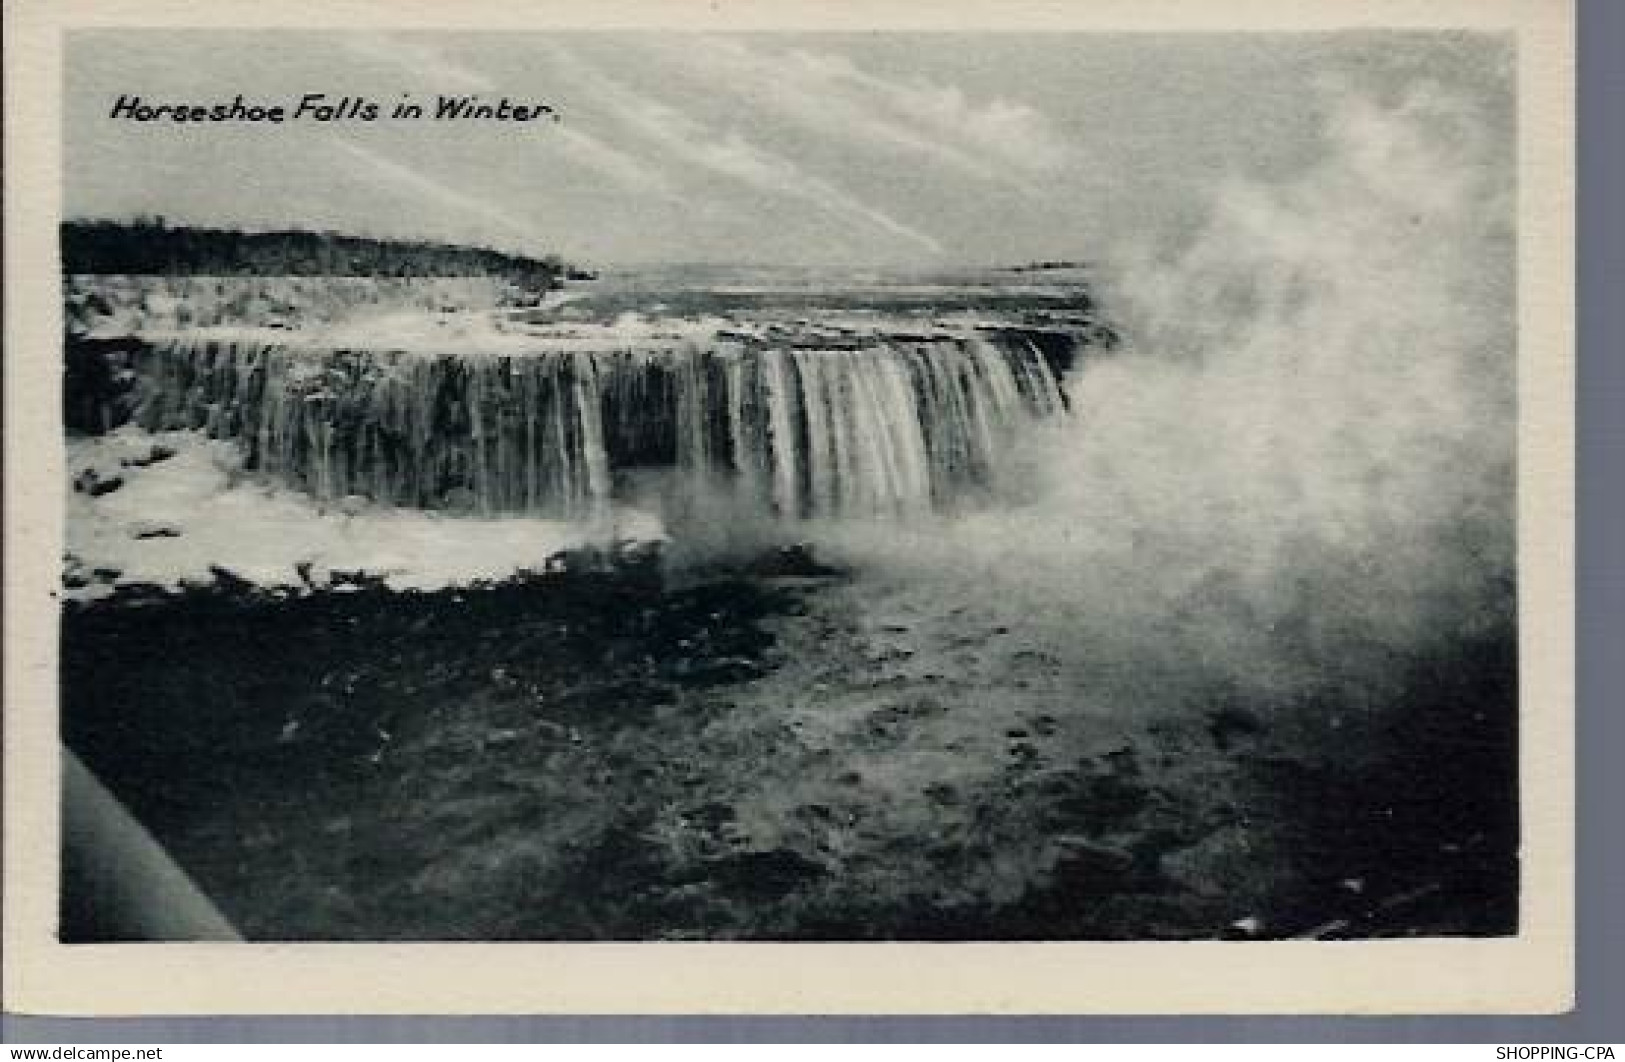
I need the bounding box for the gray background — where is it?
[5,0,1618,1042]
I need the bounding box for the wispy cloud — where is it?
[550,125,681,200]
[662,38,1073,187]
[551,46,944,256]
[327,138,542,244]
[869,74,1074,172]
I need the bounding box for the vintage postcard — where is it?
[3,0,1574,1015]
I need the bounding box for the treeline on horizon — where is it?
[61,218,586,288]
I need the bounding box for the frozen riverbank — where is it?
[62,551,1516,941]
[65,427,663,601]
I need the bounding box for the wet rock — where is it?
[1103,746,1139,773]
[870,696,946,726]
[706,848,825,899]
[120,444,175,468]
[1042,766,1149,832]
[328,569,390,591]
[128,520,181,540]
[73,469,124,497]
[1206,704,1264,750]
[207,565,256,593]
[612,538,664,577]
[1008,742,1039,766]
[685,801,735,831]
[798,803,835,822]
[747,543,841,579]
[62,555,94,589]
[1035,839,1138,905]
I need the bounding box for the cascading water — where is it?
[123,325,1076,522]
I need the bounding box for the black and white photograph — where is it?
[51,23,1527,945]
[1,0,1578,1017]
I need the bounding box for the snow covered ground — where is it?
[64,427,665,602]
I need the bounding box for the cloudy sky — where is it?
[64,31,1510,268]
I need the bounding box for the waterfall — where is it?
[125,327,1076,521]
